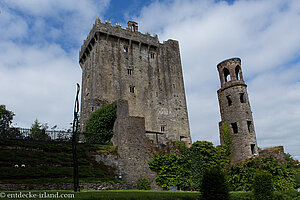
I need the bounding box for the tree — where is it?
[29,119,50,140]
[200,167,229,200]
[253,170,274,200]
[85,102,117,144]
[0,105,14,135]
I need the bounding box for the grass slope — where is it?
[0,139,120,184]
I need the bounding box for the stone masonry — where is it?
[111,100,159,189]
[217,58,259,163]
[79,17,191,146]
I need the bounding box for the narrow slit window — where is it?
[226,95,232,106]
[150,52,155,59]
[129,86,135,93]
[247,121,252,132]
[251,144,255,155]
[127,69,133,75]
[240,93,246,103]
[231,122,238,133]
[161,125,166,132]
[223,68,230,82]
[123,45,128,53]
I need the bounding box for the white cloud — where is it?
[0,0,110,129]
[136,0,300,159]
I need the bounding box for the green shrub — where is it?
[200,167,229,200]
[148,153,191,190]
[227,156,296,191]
[85,102,116,145]
[253,170,274,200]
[136,178,151,190]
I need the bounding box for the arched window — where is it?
[223,68,230,82]
[235,65,241,80]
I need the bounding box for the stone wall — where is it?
[0,183,133,191]
[111,100,159,189]
[259,146,285,161]
[79,18,191,145]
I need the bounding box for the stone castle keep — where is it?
[79,17,191,146]
[217,58,259,163]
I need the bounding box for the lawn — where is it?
[0,190,299,200]
[0,190,200,200]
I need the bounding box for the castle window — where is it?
[91,107,94,111]
[231,122,238,133]
[247,121,252,132]
[129,86,135,93]
[226,95,232,106]
[223,68,230,82]
[150,52,155,59]
[240,93,246,103]
[161,125,166,132]
[235,65,241,80]
[251,144,255,155]
[127,69,133,75]
[123,45,128,53]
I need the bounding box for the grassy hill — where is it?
[0,139,120,184]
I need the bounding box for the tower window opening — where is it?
[127,69,133,75]
[91,107,94,111]
[223,68,230,82]
[150,52,155,59]
[226,95,232,106]
[231,122,238,133]
[235,65,241,80]
[123,46,128,53]
[247,121,252,132]
[240,93,246,103]
[251,144,255,155]
[129,86,135,93]
[161,125,166,132]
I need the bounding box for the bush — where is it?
[253,170,274,200]
[136,178,151,190]
[85,102,116,145]
[200,167,229,200]
[227,156,296,191]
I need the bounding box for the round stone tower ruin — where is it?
[217,58,258,163]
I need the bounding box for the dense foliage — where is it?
[253,170,274,200]
[149,140,298,192]
[226,156,296,191]
[0,105,14,132]
[136,178,151,190]
[85,102,117,145]
[149,141,230,190]
[148,153,191,190]
[200,167,229,200]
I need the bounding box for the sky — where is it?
[0,0,299,160]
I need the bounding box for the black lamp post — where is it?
[72,83,80,192]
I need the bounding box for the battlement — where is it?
[79,17,159,64]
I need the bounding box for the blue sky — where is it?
[0,0,299,160]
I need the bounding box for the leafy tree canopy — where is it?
[0,105,15,133]
[85,102,117,145]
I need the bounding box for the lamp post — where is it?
[72,83,80,192]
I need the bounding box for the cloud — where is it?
[135,0,300,159]
[0,0,110,129]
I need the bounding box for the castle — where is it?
[79,18,262,177]
[79,17,191,146]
